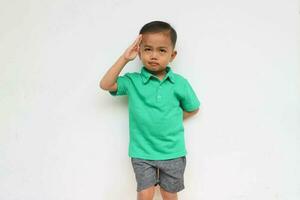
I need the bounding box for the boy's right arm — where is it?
[99,34,142,92]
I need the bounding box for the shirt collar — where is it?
[141,66,175,84]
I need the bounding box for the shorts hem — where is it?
[137,181,158,192]
[159,183,185,193]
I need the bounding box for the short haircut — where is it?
[139,21,177,48]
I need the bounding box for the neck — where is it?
[157,72,166,80]
[149,69,167,80]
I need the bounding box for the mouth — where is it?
[148,62,159,66]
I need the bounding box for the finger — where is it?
[132,34,142,47]
[137,34,143,46]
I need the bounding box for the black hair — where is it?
[139,21,177,48]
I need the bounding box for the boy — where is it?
[100,21,200,200]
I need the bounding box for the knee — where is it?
[137,186,155,200]
[160,187,178,200]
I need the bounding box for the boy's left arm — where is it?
[183,108,199,120]
[181,79,201,120]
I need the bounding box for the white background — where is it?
[1,0,299,199]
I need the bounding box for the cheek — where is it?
[139,54,148,63]
[141,53,149,60]
[163,55,172,62]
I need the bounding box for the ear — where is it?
[170,50,177,62]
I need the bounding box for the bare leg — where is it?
[137,186,156,200]
[159,187,178,200]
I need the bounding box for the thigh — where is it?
[131,158,159,192]
[157,156,186,193]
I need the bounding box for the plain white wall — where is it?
[1,0,299,199]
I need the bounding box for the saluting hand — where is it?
[122,34,142,61]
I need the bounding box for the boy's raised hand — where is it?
[123,34,142,61]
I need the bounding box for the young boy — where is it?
[100,21,200,200]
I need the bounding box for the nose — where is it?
[150,51,158,60]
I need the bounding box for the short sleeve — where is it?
[109,73,131,96]
[180,79,201,112]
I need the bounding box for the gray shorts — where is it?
[131,156,186,193]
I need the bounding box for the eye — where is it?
[144,48,151,51]
[160,49,167,53]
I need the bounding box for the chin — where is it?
[150,66,160,70]
[145,65,157,70]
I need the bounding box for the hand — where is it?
[122,34,142,61]
[183,109,199,120]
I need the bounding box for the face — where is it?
[138,32,177,76]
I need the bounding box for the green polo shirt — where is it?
[110,66,200,160]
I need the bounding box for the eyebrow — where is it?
[143,45,168,49]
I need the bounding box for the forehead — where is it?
[141,32,172,48]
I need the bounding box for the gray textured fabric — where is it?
[131,156,186,193]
